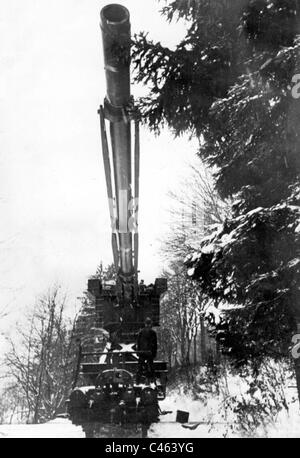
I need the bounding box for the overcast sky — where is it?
[0,0,199,330]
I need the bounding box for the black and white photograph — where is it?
[0,0,299,441]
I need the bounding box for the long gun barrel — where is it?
[99,4,139,298]
[67,6,167,436]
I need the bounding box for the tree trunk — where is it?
[200,316,206,365]
[194,329,198,366]
[293,322,300,408]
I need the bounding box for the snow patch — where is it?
[187,267,195,277]
[201,244,215,254]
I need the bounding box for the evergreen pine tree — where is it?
[133,0,300,365]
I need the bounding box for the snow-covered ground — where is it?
[1,372,300,438]
[1,404,300,438]
[149,388,300,438]
[0,418,85,438]
[1,403,300,438]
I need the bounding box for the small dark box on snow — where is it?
[176,410,189,423]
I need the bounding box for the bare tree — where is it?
[0,384,28,424]
[158,162,226,368]
[159,264,213,368]
[161,161,231,262]
[3,286,77,423]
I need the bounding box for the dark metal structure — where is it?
[67,4,167,438]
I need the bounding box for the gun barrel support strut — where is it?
[99,4,139,294]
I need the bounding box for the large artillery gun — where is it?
[67,4,168,438]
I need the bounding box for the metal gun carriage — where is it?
[67,4,168,438]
